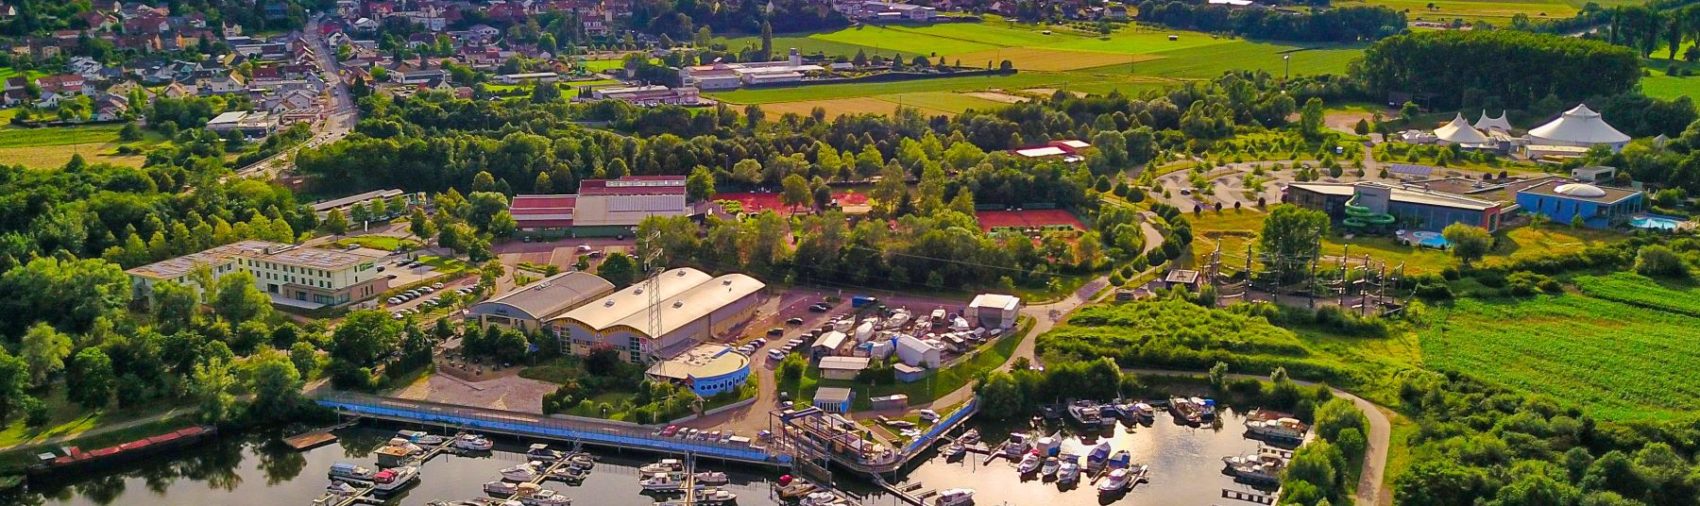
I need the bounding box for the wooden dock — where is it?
[1222,488,1277,504]
[283,418,361,451]
[981,441,1009,465]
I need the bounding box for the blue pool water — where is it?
[1631,215,1684,231]
[1411,231,1450,248]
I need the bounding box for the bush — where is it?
[22,396,48,427]
[1635,245,1689,279]
[1506,271,1561,296]
[1414,283,1454,300]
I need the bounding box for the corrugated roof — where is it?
[818,356,871,371]
[470,271,614,321]
[578,176,687,196]
[549,268,765,339]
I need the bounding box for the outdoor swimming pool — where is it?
[1630,214,1686,231]
[1399,230,1450,249]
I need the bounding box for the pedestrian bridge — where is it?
[315,392,789,466]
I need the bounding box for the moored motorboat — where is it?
[1169,397,1202,424]
[1057,460,1080,483]
[1097,468,1132,495]
[1066,400,1102,425]
[696,487,737,504]
[526,443,563,462]
[935,488,974,506]
[398,430,447,446]
[1085,442,1112,472]
[456,434,495,452]
[372,465,419,493]
[693,471,729,486]
[1131,402,1156,422]
[485,480,519,495]
[1003,433,1031,457]
[800,491,844,506]
[328,462,377,482]
[1193,397,1217,421]
[513,483,572,506]
[1223,453,1285,484]
[1040,456,1060,477]
[640,472,684,493]
[500,463,540,482]
[957,429,980,445]
[567,453,595,469]
[1245,416,1309,442]
[639,459,683,474]
[1034,432,1061,456]
[549,465,589,481]
[943,442,966,459]
[1107,450,1131,470]
[1016,450,1042,475]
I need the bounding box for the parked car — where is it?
[807,303,830,312]
[752,338,767,347]
[767,327,784,337]
[431,282,445,289]
[786,317,805,326]
[768,349,785,361]
[660,425,680,437]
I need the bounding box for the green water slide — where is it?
[1341,195,1395,232]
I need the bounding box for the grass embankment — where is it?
[711,19,1362,117]
[1184,207,1625,275]
[333,235,421,252]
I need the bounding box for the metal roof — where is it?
[548,268,765,339]
[470,271,614,322]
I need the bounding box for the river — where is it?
[14,407,1281,506]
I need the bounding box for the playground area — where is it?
[975,208,1086,234]
[715,191,870,215]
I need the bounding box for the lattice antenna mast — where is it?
[641,228,664,364]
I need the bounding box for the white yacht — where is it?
[485,480,519,495]
[567,453,595,469]
[500,463,540,482]
[513,483,572,506]
[1057,460,1081,483]
[935,488,974,506]
[1097,468,1132,495]
[1016,451,1043,475]
[372,466,419,492]
[1040,456,1060,477]
[640,472,684,493]
[456,434,495,452]
[696,487,737,503]
[693,471,729,486]
[525,443,563,462]
[639,459,683,474]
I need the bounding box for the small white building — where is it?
[967,293,1021,330]
[895,335,941,369]
[819,356,871,381]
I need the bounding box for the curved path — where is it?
[1122,368,1392,506]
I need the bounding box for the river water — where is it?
[15,408,1279,506]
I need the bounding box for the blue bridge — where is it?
[315,392,789,466]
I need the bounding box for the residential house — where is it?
[199,72,246,95]
[93,94,129,121]
[82,11,120,32]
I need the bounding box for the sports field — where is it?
[718,191,870,215]
[975,209,1086,233]
[1422,273,1700,422]
[712,19,1363,117]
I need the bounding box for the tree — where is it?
[0,348,30,419]
[1635,244,1689,278]
[1441,223,1492,267]
[191,356,238,423]
[1260,205,1330,279]
[687,166,716,201]
[410,208,435,239]
[330,310,402,367]
[244,349,304,418]
[66,347,114,409]
[322,208,349,235]
[1354,118,1371,135]
[20,322,72,387]
[599,252,638,288]
[781,174,811,211]
[1299,97,1326,139]
[976,371,1025,420]
[151,280,201,334]
[212,271,272,323]
[1313,398,1368,443]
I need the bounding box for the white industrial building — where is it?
[967,293,1022,330]
[894,334,941,369]
[546,267,765,362]
[679,49,824,91]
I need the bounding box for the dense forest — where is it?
[1135,3,1406,43]
[1352,30,1641,110]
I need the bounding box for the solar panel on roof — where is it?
[1390,164,1436,177]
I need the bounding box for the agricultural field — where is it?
[0,123,163,169]
[1421,275,1700,421]
[710,19,1362,117]
[1353,0,1577,24]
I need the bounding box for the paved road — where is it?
[233,14,355,180]
[1122,368,1393,506]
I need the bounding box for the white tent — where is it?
[895,335,941,369]
[1434,113,1491,145]
[1473,110,1513,132]
[1526,104,1630,152]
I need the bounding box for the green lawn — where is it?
[415,255,473,275]
[0,123,167,169]
[1639,52,1700,101]
[708,20,1363,117]
[1422,277,1700,421]
[1341,0,1577,23]
[333,235,421,252]
[0,389,190,450]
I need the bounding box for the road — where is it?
[233,14,356,180]
[1121,368,1393,506]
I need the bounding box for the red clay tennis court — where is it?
[975,209,1085,233]
[717,192,869,215]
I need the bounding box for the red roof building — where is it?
[510,194,578,230]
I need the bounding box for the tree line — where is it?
[1136,3,1406,43]
[1352,30,1642,110]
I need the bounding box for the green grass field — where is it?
[1639,49,1700,100]
[0,123,165,169]
[1423,275,1700,421]
[711,19,1363,117]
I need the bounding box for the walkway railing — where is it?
[314,392,788,465]
[902,398,979,455]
